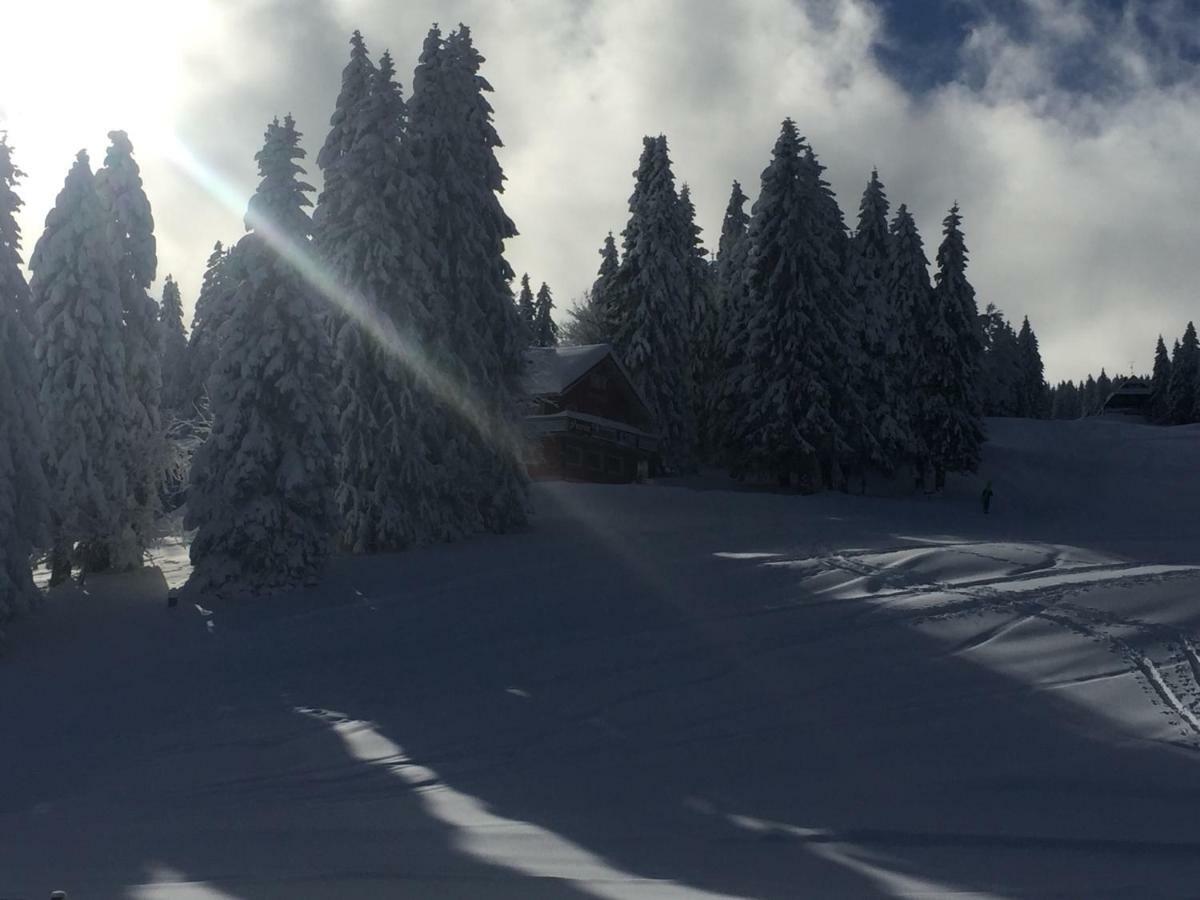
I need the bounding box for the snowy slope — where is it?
[3,418,1200,898]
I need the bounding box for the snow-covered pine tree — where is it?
[921,203,985,487]
[675,184,719,462]
[1079,374,1094,416]
[316,30,377,344]
[29,152,130,583]
[606,135,696,473]
[1149,335,1171,422]
[710,180,752,465]
[797,143,865,487]
[406,24,528,533]
[316,50,449,552]
[95,131,164,567]
[186,241,233,416]
[728,119,836,487]
[532,282,558,347]
[516,273,536,338]
[1093,367,1112,416]
[844,170,913,481]
[594,231,619,312]
[560,234,619,346]
[1015,316,1048,418]
[978,305,1022,416]
[1166,322,1198,424]
[159,275,190,418]
[317,30,376,178]
[0,137,48,621]
[886,204,935,474]
[185,116,338,594]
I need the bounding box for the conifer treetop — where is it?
[247,115,314,240]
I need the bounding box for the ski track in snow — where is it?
[755,539,1200,748]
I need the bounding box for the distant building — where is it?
[522,344,659,482]
[1102,376,1153,416]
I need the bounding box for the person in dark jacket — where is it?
[981,480,994,514]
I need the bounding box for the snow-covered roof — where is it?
[522,344,614,397]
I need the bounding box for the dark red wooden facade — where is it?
[523,346,659,483]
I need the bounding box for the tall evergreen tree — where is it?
[30,152,130,583]
[796,141,864,486]
[0,137,48,621]
[677,184,718,460]
[1149,335,1171,422]
[317,30,376,177]
[186,241,233,415]
[532,281,558,347]
[95,130,163,567]
[560,234,618,346]
[1015,316,1047,418]
[593,231,620,311]
[1082,373,1098,417]
[314,50,449,553]
[922,203,985,486]
[1094,367,1113,415]
[729,119,836,486]
[979,304,1022,416]
[406,24,528,532]
[185,116,337,594]
[1166,322,1198,424]
[516,273,536,336]
[711,180,752,464]
[606,135,696,472]
[844,170,913,478]
[887,204,935,471]
[159,275,190,417]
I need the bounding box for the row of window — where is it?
[563,443,625,475]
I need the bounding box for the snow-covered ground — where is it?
[4,417,1200,899]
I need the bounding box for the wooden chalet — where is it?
[522,344,659,482]
[1102,376,1153,416]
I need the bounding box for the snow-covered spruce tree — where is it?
[844,170,913,481]
[1094,367,1112,415]
[532,281,558,347]
[1166,322,1198,424]
[710,180,752,465]
[1149,335,1171,422]
[978,304,1022,416]
[797,142,866,487]
[317,30,376,174]
[561,235,619,346]
[95,130,163,567]
[676,184,718,462]
[920,204,985,487]
[886,204,935,476]
[159,275,190,418]
[185,116,337,594]
[1082,373,1098,416]
[0,137,48,621]
[516,273,536,338]
[728,119,837,487]
[405,24,528,533]
[315,50,449,553]
[606,135,696,473]
[316,30,377,343]
[186,241,233,415]
[1015,315,1048,418]
[29,152,130,583]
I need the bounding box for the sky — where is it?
[2,0,1199,383]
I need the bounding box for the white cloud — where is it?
[5,0,1199,382]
